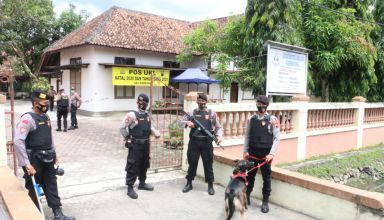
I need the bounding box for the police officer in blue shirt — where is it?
[243,95,280,213]
[14,90,75,220]
[120,93,161,199]
[55,88,69,132]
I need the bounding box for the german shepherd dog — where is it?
[224,160,255,220]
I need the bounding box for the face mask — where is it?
[257,106,267,113]
[37,103,49,113]
[197,99,206,109]
[137,101,148,110]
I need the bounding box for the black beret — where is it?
[137,93,149,103]
[31,90,49,100]
[197,93,207,101]
[256,95,269,105]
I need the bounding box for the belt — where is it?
[132,139,149,144]
[192,136,208,140]
[26,148,54,154]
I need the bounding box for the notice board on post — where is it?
[266,41,309,96]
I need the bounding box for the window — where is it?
[114,57,135,99]
[70,69,81,96]
[115,57,135,65]
[70,57,82,65]
[163,61,180,68]
[115,86,135,99]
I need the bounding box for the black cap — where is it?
[31,90,49,100]
[256,95,269,105]
[197,92,207,101]
[137,93,149,103]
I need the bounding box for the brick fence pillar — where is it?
[352,96,366,148]
[292,95,310,160]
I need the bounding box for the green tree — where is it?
[242,0,304,95]
[177,16,245,96]
[367,1,384,102]
[0,0,88,78]
[0,0,55,78]
[31,77,50,92]
[304,0,377,101]
[52,4,89,42]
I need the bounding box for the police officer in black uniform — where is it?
[243,95,280,213]
[14,90,75,220]
[119,94,160,199]
[56,88,69,132]
[179,92,223,195]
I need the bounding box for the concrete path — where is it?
[6,100,316,220]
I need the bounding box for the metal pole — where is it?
[9,76,16,176]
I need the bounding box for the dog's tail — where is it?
[225,189,236,220]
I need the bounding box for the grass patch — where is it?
[284,146,384,179]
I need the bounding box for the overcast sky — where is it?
[52,0,248,22]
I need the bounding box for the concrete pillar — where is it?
[291,95,310,160]
[352,96,366,148]
[181,92,198,171]
[0,94,7,166]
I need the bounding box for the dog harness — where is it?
[230,172,249,186]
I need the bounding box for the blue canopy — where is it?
[171,68,219,84]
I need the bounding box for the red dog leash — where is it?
[246,156,269,174]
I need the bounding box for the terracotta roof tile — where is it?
[45,6,194,54]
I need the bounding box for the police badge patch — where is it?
[261,120,266,126]
[205,115,209,120]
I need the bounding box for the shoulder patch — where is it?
[19,126,27,133]
[22,119,29,125]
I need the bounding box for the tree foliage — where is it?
[304,0,377,101]
[0,0,54,78]
[177,16,245,95]
[0,0,88,78]
[31,77,50,92]
[52,4,89,42]
[241,0,304,95]
[367,1,384,102]
[178,0,384,102]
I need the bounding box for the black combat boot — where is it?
[246,192,251,205]
[261,197,269,213]
[53,207,75,220]
[207,182,215,195]
[182,180,192,193]
[138,182,154,191]
[127,185,138,199]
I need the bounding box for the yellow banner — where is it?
[112,67,170,86]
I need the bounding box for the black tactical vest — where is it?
[249,115,273,149]
[129,111,151,140]
[25,113,52,150]
[189,109,213,138]
[57,95,69,109]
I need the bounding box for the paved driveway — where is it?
[6,100,316,220]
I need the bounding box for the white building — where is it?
[38,6,254,115]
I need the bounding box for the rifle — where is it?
[182,110,223,149]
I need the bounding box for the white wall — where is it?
[57,46,252,112]
[59,46,179,112]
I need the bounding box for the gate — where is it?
[148,73,184,171]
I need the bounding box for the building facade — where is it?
[38,6,254,114]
